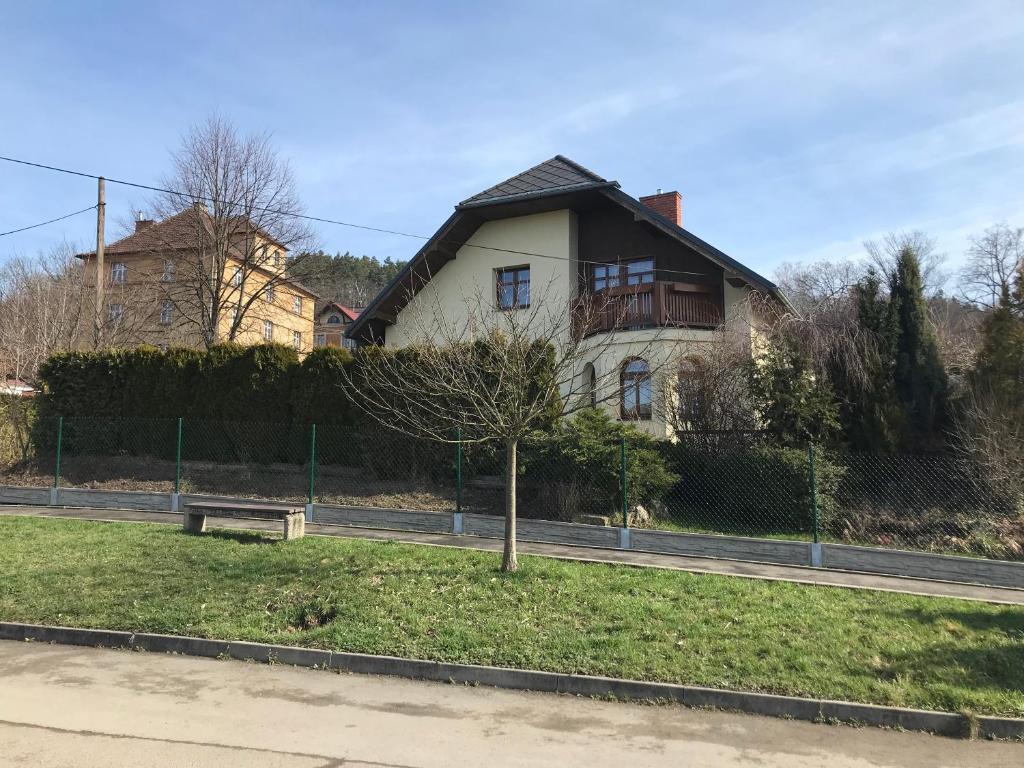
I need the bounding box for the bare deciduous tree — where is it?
[865,230,948,297]
[150,116,319,348]
[960,223,1024,309]
[342,278,681,572]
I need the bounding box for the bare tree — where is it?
[865,230,948,297]
[960,223,1023,308]
[150,115,319,348]
[952,384,1024,511]
[342,278,682,572]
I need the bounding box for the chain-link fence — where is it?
[2,416,1021,561]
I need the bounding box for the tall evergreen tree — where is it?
[888,246,949,451]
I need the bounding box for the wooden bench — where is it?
[183,501,306,540]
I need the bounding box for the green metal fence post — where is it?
[809,443,819,544]
[174,417,183,494]
[455,427,463,514]
[308,423,317,505]
[53,416,64,489]
[620,437,629,528]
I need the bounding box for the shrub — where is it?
[523,409,678,522]
[660,443,842,535]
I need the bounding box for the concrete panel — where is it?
[822,543,1024,589]
[630,529,810,566]
[462,513,620,549]
[0,485,51,506]
[312,504,452,534]
[57,488,172,512]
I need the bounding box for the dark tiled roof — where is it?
[458,155,615,207]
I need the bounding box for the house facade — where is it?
[78,204,317,353]
[313,302,360,350]
[346,156,788,437]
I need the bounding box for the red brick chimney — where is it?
[134,215,155,232]
[639,189,682,226]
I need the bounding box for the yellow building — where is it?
[78,204,317,353]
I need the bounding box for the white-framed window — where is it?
[314,333,326,347]
[293,295,302,315]
[231,306,239,326]
[231,268,242,287]
[161,260,175,283]
[292,330,302,350]
[342,338,358,351]
[108,303,124,324]
[263,320,273,341]
[110,262,126,284]
[272,250,281,267]
[265,284,275,302]
[159,301,173,325]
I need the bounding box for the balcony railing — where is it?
[576,279,723,336]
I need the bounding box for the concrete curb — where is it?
[1,621,1020,740]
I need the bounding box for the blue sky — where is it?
[2,1,1023,283]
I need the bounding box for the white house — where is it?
[346,156,790,436]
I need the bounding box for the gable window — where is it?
[292,330,302,350]
[110,262,126,284]
[496,266,530,310]
[592,258,654,291]
[265,284,275,302]
[314,333,326,347]
[293,295,302,315]
[263,320,273,341]
[159,301,173,326]
[620,358,652,421]
[161,260,175,282]
[108,303,124,325]
[326,314,341,325]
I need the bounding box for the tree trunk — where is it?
[502,438,518,572]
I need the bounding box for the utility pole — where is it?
[93,177,106,348]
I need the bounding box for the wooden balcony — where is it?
[575,279,723,336]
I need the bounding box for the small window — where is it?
[159,301,173,325]
[231,268,242,287]
[108,303,124,324]
[583,362,597,409]
[342,338,358,351]
[293,296,302,315]
[677,358,702,424]
[314,333,326,347]
[621,358,652,421]
[292,330,302,350]
[326,315,341,325]
[231,306,239,325]
[273,250,281,267]
[263,320,273,341]
[265,284,275,302]
[110,262,126,284]
[496,266,530,310]
[161,260,175,283]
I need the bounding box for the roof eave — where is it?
[456,181,619,210]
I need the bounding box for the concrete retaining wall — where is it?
[0,485,51,506]
[312,504,452,534]
[3,483,1023,590]
[631,528,811,566]
[57,488,172,512]
[822,543,1024,590]
[462,513,620,548]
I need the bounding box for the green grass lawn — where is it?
[1,516,1022,717]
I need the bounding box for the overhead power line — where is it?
[0,154,712,278]
[0,204,97,238]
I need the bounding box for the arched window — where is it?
[582,362,597,409]
[676,358,702,426]
[620,358,652,420]
[326,315,341,325]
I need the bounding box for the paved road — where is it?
[1,642,1020,767]
[4,504,1023,605]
